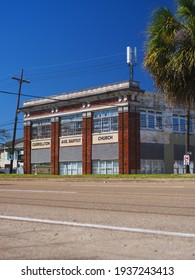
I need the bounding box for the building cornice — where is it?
[21,80,144,113]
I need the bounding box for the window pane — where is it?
[173,117,179,131]
[102,117,110,132]
[93,119,101,133]
[148,114,155,129]
[111,116,118,131]
[156,115,162,129]
[140,113,146,128]
[180,118,186,132]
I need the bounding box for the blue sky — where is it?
[0,0,174,139]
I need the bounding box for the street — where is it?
[0,178,195,259]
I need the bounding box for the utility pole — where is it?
[10,69,30,174]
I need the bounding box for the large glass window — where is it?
[61,114,82,136]
[92,160,119,174]
[60,161,82,175]
[93,109,118,133]
[140,110,163,130]
[32,119,51,139]
[173,115,194,133]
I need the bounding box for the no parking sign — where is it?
[183,154,190,165]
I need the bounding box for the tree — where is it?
[144,0,195,173]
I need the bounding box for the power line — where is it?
[26,52,126,71]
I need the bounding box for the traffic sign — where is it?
[184,154,190,165]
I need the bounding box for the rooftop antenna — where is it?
[127,46,137,81]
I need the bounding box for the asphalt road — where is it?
[0,178,195,259]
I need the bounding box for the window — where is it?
[180,116,186,133]
[140,110,163,130]
[32,119,51,139]
[61,114,82,136]
[156,112,163,129]
[60,161,82,175]
[141,160,165,174]
[173,115,179,132]
[93,109,118,133]
[174,161,194,174]
[140,110,146,128]
[173,115,194,133]
[148,112,155,129]
[92,160,119,174]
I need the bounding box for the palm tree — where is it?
[144,0,195,173]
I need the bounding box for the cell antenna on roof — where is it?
[127,46,137,81]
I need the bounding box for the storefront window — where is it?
[92,160,119,174]
[60,161,82,175]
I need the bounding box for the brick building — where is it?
[22,80,143,175]
[22,80,195,175]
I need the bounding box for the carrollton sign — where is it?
[31,139,51,149]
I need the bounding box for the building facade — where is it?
[22,81,143,175]
[140,92,195,174]
[22,80,195,175]
[0,137,24,172]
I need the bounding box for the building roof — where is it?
[0,137,24,150]
[21,80,144,112]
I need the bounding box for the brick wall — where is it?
[24,122,31,174]
[118,107,140,174]
[82,113,92,174]
[51,117,60,175]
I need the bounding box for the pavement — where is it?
[0,178,195,259]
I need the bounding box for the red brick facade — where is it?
[22,81,143,175]
[24,108,140,175]
[118,107,140,174]
[24,122,31,174]
[82,113,92,174]
[51,118,60,175]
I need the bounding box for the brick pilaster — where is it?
[118,109,124,174]
[51,117,60,175]
[82,112,92,174]
[118,106,140,174]
[129,109,140,173]
[24,121,31,174]
[123,109,131,174]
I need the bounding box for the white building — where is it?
[0,137,24,172]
